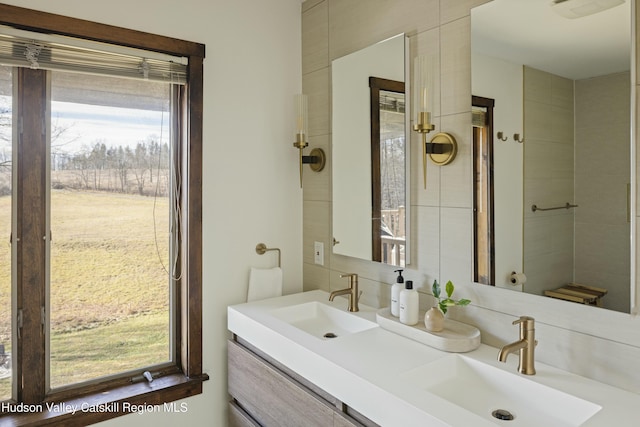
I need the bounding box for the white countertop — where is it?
[227,290,640,427]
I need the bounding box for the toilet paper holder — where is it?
[510,271,527,286]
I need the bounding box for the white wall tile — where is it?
[302,0,329,75]
[440,17,471,116]
[302,0,640,396]
[303,67,330,137]
[328,0,439,61]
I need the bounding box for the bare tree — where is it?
[50,114,81,172]
[131,142,148,195]
[0,106,10,172]
[112,146,132,193]
[0,106,12,196]
[89,141,107,190]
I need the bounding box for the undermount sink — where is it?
[402,354,601,427]
[270,301,377,340]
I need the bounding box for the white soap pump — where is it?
[390,269,404,317]
[399,280,419,326]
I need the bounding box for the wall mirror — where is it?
[332,34,410,266]
[471,0,632,313]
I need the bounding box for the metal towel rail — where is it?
[531,203,578,212]
[255,243,281,267]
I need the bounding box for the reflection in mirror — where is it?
[472,96,495,286]
[332,34,409,266]
[370,78,405,266]
[471,0,631,312]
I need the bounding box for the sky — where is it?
[51,101,169,152]
[0,95,169,158]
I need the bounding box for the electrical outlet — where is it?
[314,241,324,265]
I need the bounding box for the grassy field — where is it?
[0,190,171,395]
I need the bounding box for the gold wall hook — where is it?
[513,133,524,143]
[497,131,508,141]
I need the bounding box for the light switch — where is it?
[314,241,324,265]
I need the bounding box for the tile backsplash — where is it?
[302,0,640,394]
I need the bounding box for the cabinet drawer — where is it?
[228,401,260,427]
[334,411,366,427]
[228,339,335,427]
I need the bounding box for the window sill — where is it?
[0,373,209,426]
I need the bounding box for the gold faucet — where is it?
[498,316,536,375]
[329,273,359,312]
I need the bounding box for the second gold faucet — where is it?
[329,273,359,312]
[498,316,536,375]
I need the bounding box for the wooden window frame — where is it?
[0,3,207,425]
[369,77,405,264]
[472,95,495,286]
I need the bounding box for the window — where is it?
[0,4,206,425]
[0,64,11,401]
[48,71,174,388]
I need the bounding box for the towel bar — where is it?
[255,243,281,267]
[531,203,578,212]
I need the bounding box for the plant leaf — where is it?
[445,280,454,298]
[457,299,471,306]
[438,301,447,314]
[432,280,441,299]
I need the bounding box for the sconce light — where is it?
[293,93,326,187]
[412,56,457,189]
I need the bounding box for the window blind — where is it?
[0,25,187,84]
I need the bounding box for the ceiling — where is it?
[471,0,631,80]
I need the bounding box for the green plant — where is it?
[432,280,471,314]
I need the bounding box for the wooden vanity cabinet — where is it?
[228,338,378,427]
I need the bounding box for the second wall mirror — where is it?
[332,33,409,267]
[471,0,631,312]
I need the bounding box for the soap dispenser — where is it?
[399,280,419,325]
[390,269,404,317]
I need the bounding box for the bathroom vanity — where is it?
[227,291,640,426]
[228,338,375,426]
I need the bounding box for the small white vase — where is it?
[424,307,445,332]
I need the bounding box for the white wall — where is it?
[2,1,304,426]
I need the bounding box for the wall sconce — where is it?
[412,56,457,189]
[293,93,326,187]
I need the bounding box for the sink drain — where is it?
[323,332,338,339]
[492,409,515,421]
